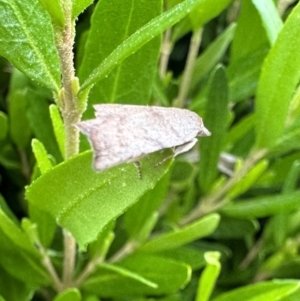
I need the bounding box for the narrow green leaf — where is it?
[8,90,31,149]
[189,0,233,29]
[221,191,300,219]
[49,104,65,159]
[252,0,283,45]
[31,139,53,174]
[0,0,61,91]
[79,0,161,118]
[79,0,211,93]
[0,265,33,301]
[190,23,236,93]
[199,66,229,193]
[283,160,300,193]
[0,112,7,140]
[139,213,220,252]
[211,280,299,301]
[100,263,158,288]
[72,0,94,19]
[196,252,221,301]
[54,288,81,301]
[255,2,300,148]
[0,209,50,286]
[83,254,191,297]
[227,160,269,199]
[227,46,269,102]
[26,150,173,249]
[38,0,65,28]
[26,92,62,161]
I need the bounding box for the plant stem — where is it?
[159,28,172,78]
[180,149,268,225]
[173,27,203,108]
[55,0,80,288]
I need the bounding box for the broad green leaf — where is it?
[83,254,191,297]
[31,139,53,174]
[190,23,236,94]
[0,194,18,225]
[54,288,81,301]
[0,209,50,286]
[26,150,173,249]
[38,0,65,28]
[79,0,212,93]
[26,92,62,162]
[196,252,221,301]
[221,191,300,219]
[49,104,65,159]
[139,213,220,252]
[0,0,61,91]
[124,171,171,241]
[72,0,94,19]
[199,66,229,193]
[252,0,283,45]
[0,112,7,140]
[79,0,162,118]
[0,265,33,301]
[8,90,31,149]
[211,280,299,301]
[255,2,300,148]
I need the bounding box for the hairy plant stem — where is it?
[55,0,80,290]
[180,149,268,226]
[173,28,203,108]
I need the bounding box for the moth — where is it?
[76,104,210,173]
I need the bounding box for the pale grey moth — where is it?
[75,104,210,172]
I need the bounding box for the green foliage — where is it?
[1,0,300,300]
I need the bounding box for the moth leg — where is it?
[155,138,198,167]
[133,161,142,179]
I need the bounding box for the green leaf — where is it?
[54,288,81,301]
[79,0,162,118]
[26,91,62,162]
[49,104,65,159]
[83,254,191,297]
[38,0,65,28]
[227,159,269,199]
[139,213,220,252]
[72,0,94,19]
[199,66,229,193]
[252,0,283,45]
[0,265,33,301]
[190,23,236,94]
[100,263,158,288]
[221,191,300,219]
[227,46,269,102]
[0,112,7,140]
[0,0,61,91]
[189,0,233,29]
[31,139,53,174]
[255,2,300,148]
[211,280,299,301]
[124,171,171,241]
[0,209,50,286]
[8,89,31,149]
[79,0,212,93]
[0,194,18,225]
[196,252,221,301]
[26,150,173,250]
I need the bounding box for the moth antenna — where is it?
[133,161,142,179]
